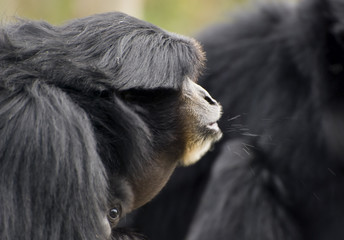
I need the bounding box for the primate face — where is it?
[179,78,223,166]
[115,78,222,211]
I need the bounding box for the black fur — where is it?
[0,12,204,240]
[129,0,344,239]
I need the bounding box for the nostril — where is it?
[204,96,217,105]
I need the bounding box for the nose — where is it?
[193,82,218,106]
[201,91,217,106]
[184,78,219,106]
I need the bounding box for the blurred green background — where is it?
[0,0,250,35]
[0,0,296,35]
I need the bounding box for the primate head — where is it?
[0,12,222,239]
[57,12,223,215]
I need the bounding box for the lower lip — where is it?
[207,122,220,131]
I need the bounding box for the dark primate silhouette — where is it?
[0,12,222,240]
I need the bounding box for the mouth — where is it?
[206,121,220,131]
[205,120,223,141]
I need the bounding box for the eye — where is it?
[109,206,121,220]
[107,205,123,229]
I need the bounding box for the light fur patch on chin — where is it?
[181,139,213,166]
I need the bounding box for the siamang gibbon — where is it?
[128,0,344,239]
[0,12,222,240]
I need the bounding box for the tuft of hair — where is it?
[0,82,109,239]
[60,12,205,90]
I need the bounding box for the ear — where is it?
[0,82,109,239]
